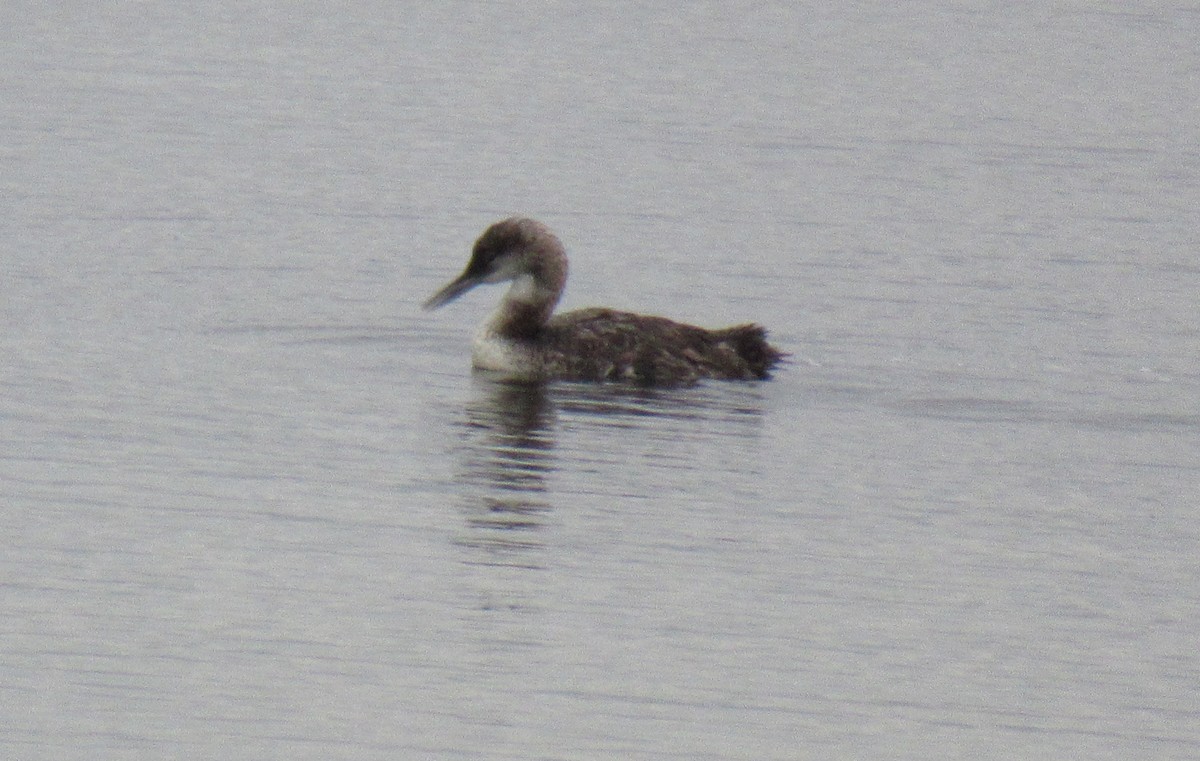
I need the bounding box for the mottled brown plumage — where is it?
[423,217,784,386]
[540,308,778,384]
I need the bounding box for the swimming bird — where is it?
[423,217,784,386]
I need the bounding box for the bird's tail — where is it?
[717,324,786,379]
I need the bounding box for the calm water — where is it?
[4,3,1199,759]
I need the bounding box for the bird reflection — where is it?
[452,378,557,568]
[449,377,767,571]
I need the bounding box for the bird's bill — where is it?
[422,272,482,310]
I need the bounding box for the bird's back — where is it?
[538,307,784,386]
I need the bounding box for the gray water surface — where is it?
[3,3,1199,759]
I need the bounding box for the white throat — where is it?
[504,273,540,304]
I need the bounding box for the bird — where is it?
[423,217,784,386]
